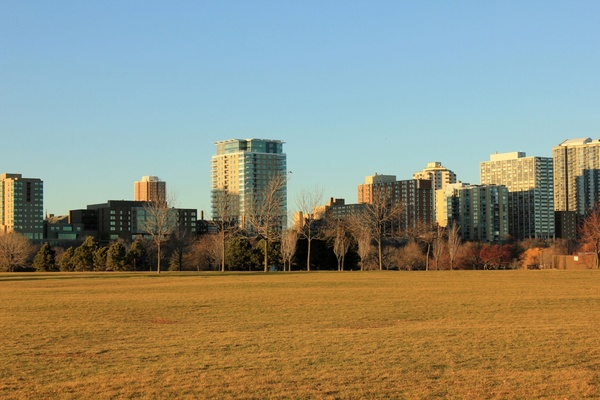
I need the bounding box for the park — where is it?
[2,270,599,399]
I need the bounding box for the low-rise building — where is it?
[69,200,197,242]
[44,214,85,246]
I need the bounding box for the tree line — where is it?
[0,216,589,273]
[3,179,600,272]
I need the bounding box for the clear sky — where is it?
[2,1,599,216]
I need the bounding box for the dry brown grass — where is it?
[1,270,600,399]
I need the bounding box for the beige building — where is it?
[413,162,457,191]
[0,173,44,240]
[134,176,166,203]
[435,182,466,227]
[480,152,554,239]
[553,138,600,215]
[358,173,434,230]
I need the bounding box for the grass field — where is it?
[1,270,600,399]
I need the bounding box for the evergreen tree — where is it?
[93,247,108,271]
[59,247,76,271]
[73,236,99,271]
[226,237,258,271]
[255,239,283,271]
[33,242,57,272]
[168,249,183,271]
[106,241,127,271]
[127,240,147,271]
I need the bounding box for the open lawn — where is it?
[1,270,600,399]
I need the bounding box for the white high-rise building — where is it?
[480,152,554,239]
[211,139,287,231]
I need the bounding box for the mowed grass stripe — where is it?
[1,271,599,399]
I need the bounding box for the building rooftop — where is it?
[489,151,526,161]
[558,137,593,146]
[214,138,285,144]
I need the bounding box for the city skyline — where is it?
[0,136,597,219]
[2,2,599,216]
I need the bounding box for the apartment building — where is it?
[211,139,287,231]
[313,197,367,221]
[413,161,457,191]
[0,173,44,240]
[358,174,434,231]
[480,152,554,239]
[443,184,509,243]
[553,137,600,216]
[134,176,166,203]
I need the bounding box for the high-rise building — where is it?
[0,173,44,240]
[413,162,457,191]
[480,152,554,239]
[458,184,509,243]
[134,176,166,203]
[357,174,434,230]
[553,138,600,216]
[211,139,287,231]
[438,184,509,242]
[435,182,466,228]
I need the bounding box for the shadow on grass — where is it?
[0,270,323,282]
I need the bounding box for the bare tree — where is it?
[0,232,32,272]
[211,190,239,272]
[141,198,178,274]
[295,187,324,271]
[579,205,600,268]
[417,228,434,271]
[245,173,287,272]
[355,188,403,270]
[329,218,352,271]
[203,233,224,270]
[184,236,217,271]
[280,228,298,271]
[352,224,372,271]
[551,238,578,256]
[431,225,445,270]
[447,221,461,271]
[394,241,426,271]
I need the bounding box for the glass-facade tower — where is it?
[211,139,287,231]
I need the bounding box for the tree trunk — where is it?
[307,239,311,271]
[157,242,161,274]
[264,238,269,272]
[221,231,226,272]
[378,240,383,270]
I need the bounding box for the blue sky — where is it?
[2,1,599,216]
